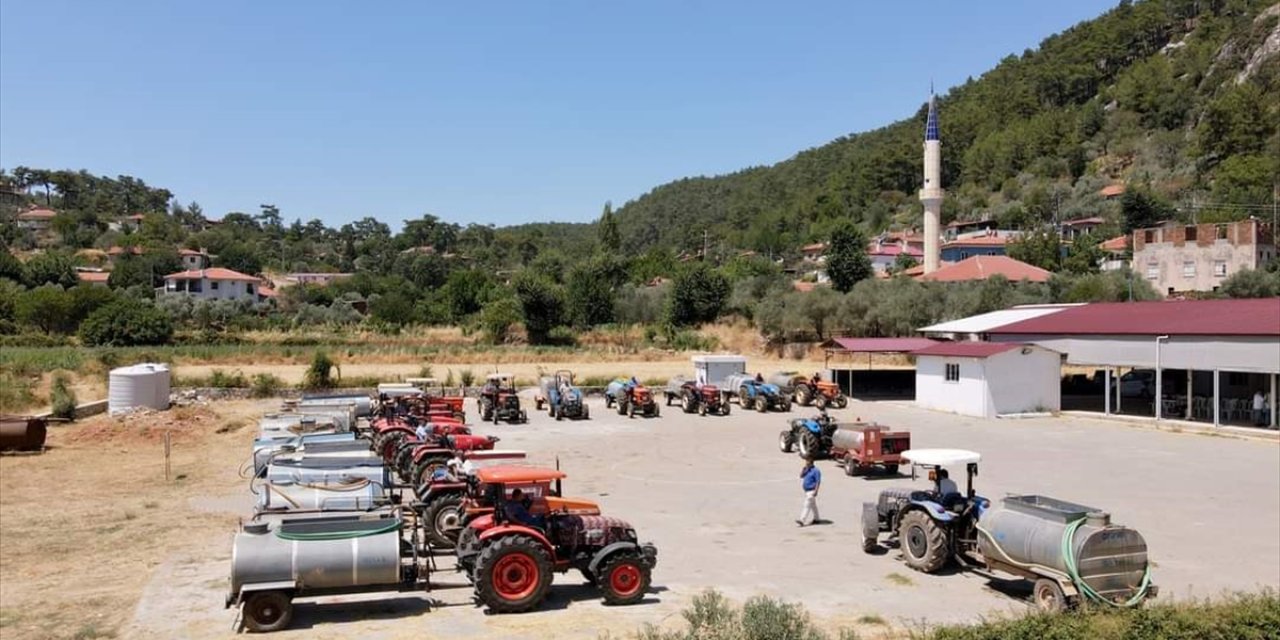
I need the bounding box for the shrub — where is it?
[418,364,434,378]
[78,299,174,346]
[0,370,38,413]
[460,369,475,388]
[15,285,74,334]
[479,297,522,344]
[512,272,565,344]
[50,372,77,420]
[667,263,729,327]
[303,351,336,390]
[250,373,283,398]
[208,369,248,388]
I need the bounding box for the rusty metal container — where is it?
[0,415,47,452]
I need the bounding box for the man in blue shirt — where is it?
[797,456,821,526]
[504,488,546,530]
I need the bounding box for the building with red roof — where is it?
[917,255,1052,283]
[160,268,271,303]
[913,341,1061,418]
[16,207,57,231]
[76,271,111,286]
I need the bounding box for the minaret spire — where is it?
[919,88,944,274]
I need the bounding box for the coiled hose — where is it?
[1061,516,1151,608]
[275,518,402,541]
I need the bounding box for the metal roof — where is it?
[911,342,1031,358]
[918,305,1079,335]
[824,337,939,353]
[991,299,1280,337]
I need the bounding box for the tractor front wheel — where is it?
[778,430,794,453]
[241,590,293,633]
[898,510,949,573]
[475,535,553,613]
[721,402,730,416]
[598,554,651,606]
[835,395,849,409]
[698,403,707,416]
[629,403,636,419]
[618,400,629,416]
[814,395,828,410]
[423,493,464,549]
[756,397,767,413]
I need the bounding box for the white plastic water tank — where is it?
[108,364,170,415]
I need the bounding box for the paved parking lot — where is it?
[134,395,1280,638]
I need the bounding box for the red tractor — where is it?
[455,466,658,613]
[777,372,849,409]
[408,377,468,421]
[405,434,500,488]
[664,377,730,416]
[415,450,528,549]
[605,378,660,418]
[479,373,529,424]
[371,416,468,468]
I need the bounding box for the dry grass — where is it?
[0,400,272,639]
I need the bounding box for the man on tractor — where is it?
[504,488,546,530]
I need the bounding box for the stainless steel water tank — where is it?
[230,514,401,593]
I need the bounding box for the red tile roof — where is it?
[1100,235,1128,252]
[177,248,208,256]
[992,298,1280,337]
[107,245,144,256]
[901,264,926,277]
[77,271,111,283]
[163,267,259,282]
[918,256,1052,283]
[911,342,1027,358]
[867,243,924,257]
[825,337,939,353]
[793,281,818,292]
[1100,184,1126,198]
[17,208,57,220]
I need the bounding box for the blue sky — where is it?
[1,1,1119,229]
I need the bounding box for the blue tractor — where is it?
[725,373,791,413]
[535,370,589,420]
[778,409,837,458]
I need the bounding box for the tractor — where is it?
[663,377,729,416]
[455,466,658,613]
[778,409,838,459]
[725,373,791,412]
[773,372,848,409]
[861,449,1157,612]
[479,373,528,424]
[415,450,528,549]
[406,377,468,421]
[404,434,501,489]
[605,378,660,418]
[534,370,589,420]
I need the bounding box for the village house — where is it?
[1132,219,1276,296]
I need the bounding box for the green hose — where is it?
[1061,517,1151,608]
[276,519,401,541]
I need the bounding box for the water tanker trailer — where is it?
[861,449,1156,612]
[255,477,387,513]
[266,455,389,486]
[225,510,430,632]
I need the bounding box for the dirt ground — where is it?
[3,392,1277,639]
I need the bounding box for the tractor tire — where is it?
[844,457,861,476]
[698,403,707,416]
[814,395,828,410]
[797,431,820,459]
[739,389,751,406]
[241,590,293,633]
[898,510,949,573]
[883,464,899,475]
[629,403,636,419]
[394,445,419,480]
[756,397,767,413]
[835,395,849,409]
[796,386,812,406]
[412,456,449,490]
[474,535,554,614]
[423,492,465,549]
[554,405,562,421]
[1033,578,1067,613]
[682,394,695,414]
[597,553,651,606]
[778,430,794,453]
[783,399,792,412]
[618,400,629,416]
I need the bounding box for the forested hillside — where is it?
[612,0,1280,257]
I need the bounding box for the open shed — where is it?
[820,337,938,398]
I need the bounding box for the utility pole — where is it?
[702,230,708,261]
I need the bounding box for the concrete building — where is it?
[1099,235,1129,271]
[1133,219,1276,296]
[16,207,56,231]
[940,234,1009,262]
[913,342,1062,418]
[178,249,213,270]
[919,92,943,274]
[160,267,265,302]
[1060,216,1106,241]
[867,237,923,273]
[986,298,1280,429]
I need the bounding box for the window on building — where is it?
[210,281,219,290]
[1184,226,1197,241]
[1217,225,1228,240]
[188,280,202,293]
[944,363,960,383]
[247,284,255,294]
[1182,261,1196,278]
[959,251,970,259]
[1214,261,1227,277]
[1145,263,1158,280]
[1144,230,1155,243]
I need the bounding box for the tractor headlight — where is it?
[625,528,637,541]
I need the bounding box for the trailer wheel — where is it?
[598,553,651,606]
[424,493,465,549]
[898,510,948,573]
[1033,578,1067,613]
[242,591,293,633]
[844,457,860,476]
[778,430,794,453]
[475,535,553,613]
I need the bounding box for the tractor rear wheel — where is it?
[797,431,819,459]
[1033,578,1067,613]
[898,510,949,573]
[412,456,449,489]
[682,394,694,413]
[796,386,812,406]
[242,590,293,633]
[598,553,651,606]
[423,493,464,549]
[778,430,794,453]
[475,535,553,613]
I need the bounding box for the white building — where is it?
[914,342,1061,418]
[178,249,213,270]
[160,267,264,302]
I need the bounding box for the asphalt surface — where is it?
[134,394,1280,638]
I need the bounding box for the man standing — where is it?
[797,457,821,526]
[1253,390,1267,426]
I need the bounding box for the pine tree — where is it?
[598,201,621,253]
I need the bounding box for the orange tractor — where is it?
[772,372,848,409]
[455,466,657,613]
[605,378,660,418]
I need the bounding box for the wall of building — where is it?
[982,348,1061,415]
[1132,220,1274,295]
[164,278,258,301]
[916,355,988,417]
[988,334,1280,374]
[941,245,1005,262]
